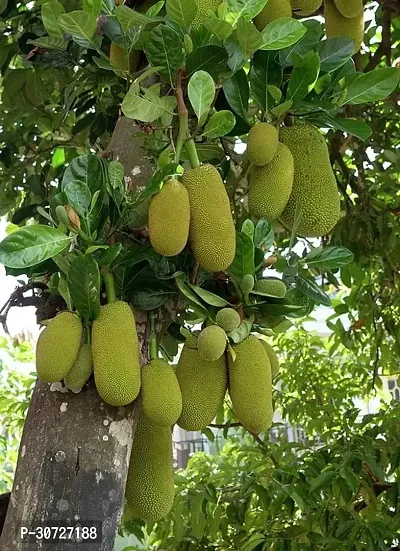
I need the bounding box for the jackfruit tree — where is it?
[0,0,399,548]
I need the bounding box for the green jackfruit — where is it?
[182,165,236,272]
[149,179,190,256]
[290,0,322,17]
[125,413,174,521]
[241,274,255,294]
[197,325,227,361]
[176,343,227,430]
[324,0,364,52]
[64,343,93,390]
[109,43,141,73]
[260,340,280,379]
[216,308,241,332]
[334,0,363,18]
[36,312,82,383]
[141,359,182,426]
[92,301,141,406]
[247,123,279,166]
[228,335,273,433]
[254,278,287,298]
[192,0,222,29]
[249,142,294,221]
[254,0,292,31]
[279,124,341,237]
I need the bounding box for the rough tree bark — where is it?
[0,118,154,551]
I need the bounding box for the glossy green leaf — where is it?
[228,318,253,344]
[28,36,68,50]
[295,275,331,307]
[316,37,354,73]
[261,18,306,51]
[190,285,230,307]
[64,180,91,217]
[228,232,255,281]
[62,155,103,195]
[145,25,184,85]
[254,219,274,249]
[131,288,176,310]
[223,69,249,119]
[236,18,262,57]
[42,0,65,37]
[310,471,336,493]
[287,51,320,100]
[114,4,151,30]
[58,10,97,40]
[279,19,323,67]
[174,274,209,316]
[166,0,197,28]
[204,16,232,40]
[226,0,268,24]
[67,255,101,321]
[82,0,101,15]
[250,50,283,112]
[341,68,400,105]
[188,71,215,124]
[202,110,235,138]
[122,82,176,122]
[108,161,124,190]
[186,45,229,78]
[304,246,354,270]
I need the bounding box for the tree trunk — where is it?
[0,118,153,551]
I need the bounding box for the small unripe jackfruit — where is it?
[290,0,322,17]
[249,142,294,221]
[92,301,141,406]
[197,325,227,361]
[216,308,241,332]
[141,358,182,426]
[254,278,287,298]
[149,179,190,257]
[334,0,363,18]
[125,413,174,521]
[254,0,292,31]
[192,0,222,29]
[279,124,341,237]
[64,343,93,390]
[176,343,227,430]
[36,312,82,383]
[260,340,280,379]
[241,274,255,294]
[182,164,236,272]
[247,123,279,166]
[228,335,273,433]
[110,43,141,73]
[324,0,364,52]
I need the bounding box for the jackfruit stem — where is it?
[103,271,116,304]
[185,139,200,169]
[84,326,91,345]
[149,313,158,360]
[175,68,199,168]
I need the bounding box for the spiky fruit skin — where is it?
[197,325,227,361]
[260,340,280,379]
[249,142,294,221]
[149,179,190,256]
[64,343,93,390]
[92,301,141,406]
[228,335,273,434]
[176,344,227,430]
[254,278,287,298]
[241,274,255,294]
[109,43,141,73]
[36,312,82,383]
[333,0,363,18]
[125,413,174,521]
[216,308,241,332]
[182,165,235,272]
[279,125,341,237]
[192,0,222,29]
[324,0,364,52]
[141,359,182,426]
[254,0,292,31]
[247,123,279,166]
[290,0,322,17]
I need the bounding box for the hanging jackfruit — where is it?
[64,343,93,390]
[92,301,141,406]
[192,0,222,29]
[36,312,82,383]
[290,0,322,17]
[334,0,363,18]
[216,308,241,332]
[247,123,279,166]
[254,278,287,298]
[260,340,280,379]
[254,0,292,31]
[324,0,364,52]
[197,325,227,361]
[141,358,182,426]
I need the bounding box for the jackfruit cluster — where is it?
[92,301,141,406]
[254,0,292,31]
[182,164,236,272]
[197,325,227,361]
[176,342,227,430]
[334,0,363,18]
[64,343,93,390]
[290,0,322,17]
[141,359,182,426]
[228,335,273,433]
[254,278,287,298]
[109,43,141,73]
[324,0,364,52]
[247,123,279,166]
[125,413,174,521]
[260,340,280,379]
[192,0,222,29]
[249,142,294,221]
[149,179,190,256]
[36,312,82,383]
[216,308,241,332]
[279,124,341,237]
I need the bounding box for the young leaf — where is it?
[42,0,65,38]
[202,110,235,138]
[166,0,197,28]
[145,25,185,85]
[250,50,283,112]
[58,10,97,40]
[188,71,215,124]
[222,69,249,119]
[341,67,400,105]
[287,51,320,100]
[228,318,253,344]
[67,255,101,321]
[254,219,274,249]
[261,18,306,51]
[241,219,254,241]
[227,231,255,281]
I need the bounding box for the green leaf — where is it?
[279,19,323,67]
[114,4,151,30]
[64,180,91,217]
[186,45,229,78]
[166,0,197,28]
[250,49,283,112]
[261,18,306,51]
[67,255,101,321]
[138,163,181,203]
[228,231,255,281]
[41,0,65,37]
[341,67,400,105]
[98,243,123,267]
[82,0,101,16]
[312,114,372,140]
[204,16,232,40]
[223,69,249,119]
[145,25,184,85]
[236,18,262,57]
[241,219,254,241]
[226,0,268,24]
[270,99,293,118]
[0,0,7,15]
[310,471,336,493]
[228,318,252,344]
[131,288,176,310]
[0,226,72,269]
[304,246,354,270]
[254,219,274,249]
[174,274,209,316]
[287,51,320,100]
[188,71,215,124]
[295,275,331,307]
[316,37,354,73]
[62,155,103,195]
[51,147,65,168]
[202,110,235,138]
[58,10,97,40]
[147,1,164,16]
[28,37,68,50]
[190,285,230,307]
[122,82,176,122]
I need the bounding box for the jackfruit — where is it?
[36,312,82,383]
[141,358,182,426]
[260,340,280,379]
[149,179,190,257]
[279,124,341,237]
[92,301,141,406]
[125,413,174,521]
[324,0,364,52]
[64,343,93,390]
[254,0,292,31]
[192,0,222,29]
[228,335,273,433]
[249,142,294,221]
[290,0,322,17]
[176,343,227,430]
[109,43,141,73]
[216,308,241,332]
[254,278,287,298]
[241,274,255,294]
[333,0,363,18]
[197,325,227,361]
[182,164,236,272]
[247,123,279,166]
